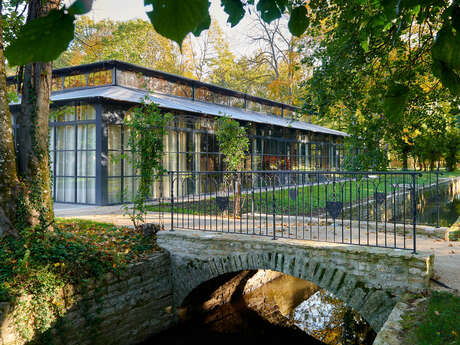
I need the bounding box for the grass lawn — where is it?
[403,292,460,345]
[152,172,445,217]
[0,218,158,302]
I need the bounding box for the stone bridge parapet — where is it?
[158,230,434,332]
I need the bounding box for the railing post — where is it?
[272,176,276,240]
[170,171,174,232]
[411,173,417,253]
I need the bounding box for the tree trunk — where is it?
[0,13,20,238]
[402,151,408,170]
[16,0,60,229]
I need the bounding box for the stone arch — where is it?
[170,252,398,332]
[158,230,433,333]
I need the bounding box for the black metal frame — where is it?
[103,112,345,205]
[163,170,441,253]
[49,102,100,205]
[7,60,299,116]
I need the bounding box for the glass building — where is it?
[8,60,347,205]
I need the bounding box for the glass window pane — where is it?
[124,177,134,202]
[87,124,96,149]
[86,151,96,177]
[64,177,75,202]
[76,178,96,204]
[86,178,96,204]
[50,151,54,175]
[77,151,96,177]
[123,128,131,149]
[49,128,54,151]
[123,152,135,176]
[65,107,75,121]
[77,151,86,176]
[65,151,75,176]
[65,126,76,149]
[77,178,86,203]
[77,104,96,121]
[56,152,64,176]
[124,177,140,202]
[55,177,64,201]
[108,152,122,177]
[56,126,65,150]
[86,105,96,120]
[78,124,96,150]
[108,125,122,150]
[108,178,121,203]
[77,125,87,150]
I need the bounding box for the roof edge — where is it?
[7,59,298,111]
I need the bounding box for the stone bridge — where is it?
[158,230,434,332]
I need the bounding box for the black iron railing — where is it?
[153,170,446,253]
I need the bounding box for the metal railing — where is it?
[153,170,446,253]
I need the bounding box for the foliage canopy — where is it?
[5,0,460,100]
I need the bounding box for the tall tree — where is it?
[207,30,273,96]
[246,10,304,104]
[0,0,20,237]
[55,18,188,75]
[303,0,458,169]
[15,0,61,229]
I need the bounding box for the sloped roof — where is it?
[10,85,347,137]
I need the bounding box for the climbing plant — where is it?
[122,99,172,230]
[215,116,249,217]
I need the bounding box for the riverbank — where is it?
[374,291,460,345]
[0,219,171,345]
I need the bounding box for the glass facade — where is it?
[103,114,344,203]
[50,104,97,204]
[8,63,296,119]
[9,61,346,205]
[13,104,343,205]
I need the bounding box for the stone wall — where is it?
[372,294,426,345]
[158,230,434,332]
[0,251,175,345]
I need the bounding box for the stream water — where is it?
[139,272,375,345]
[393,178,460,227]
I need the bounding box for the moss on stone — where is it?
[355,281,370,294]
[336,271,347,290]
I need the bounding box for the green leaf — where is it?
[288,5,309,37]
[192,12,211,37]
[256,0,287,24]
[383,83,410,120]
[221,0,245,27]
[145,0,211,46]
[5,10,75,66]
[432,25,460,71]
[382,0,399,19]
[361,36,370,52]
[68,0,94,16]
[432,59,460,96]
[452,5,460,32]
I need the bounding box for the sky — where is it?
[82,0,256,56]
